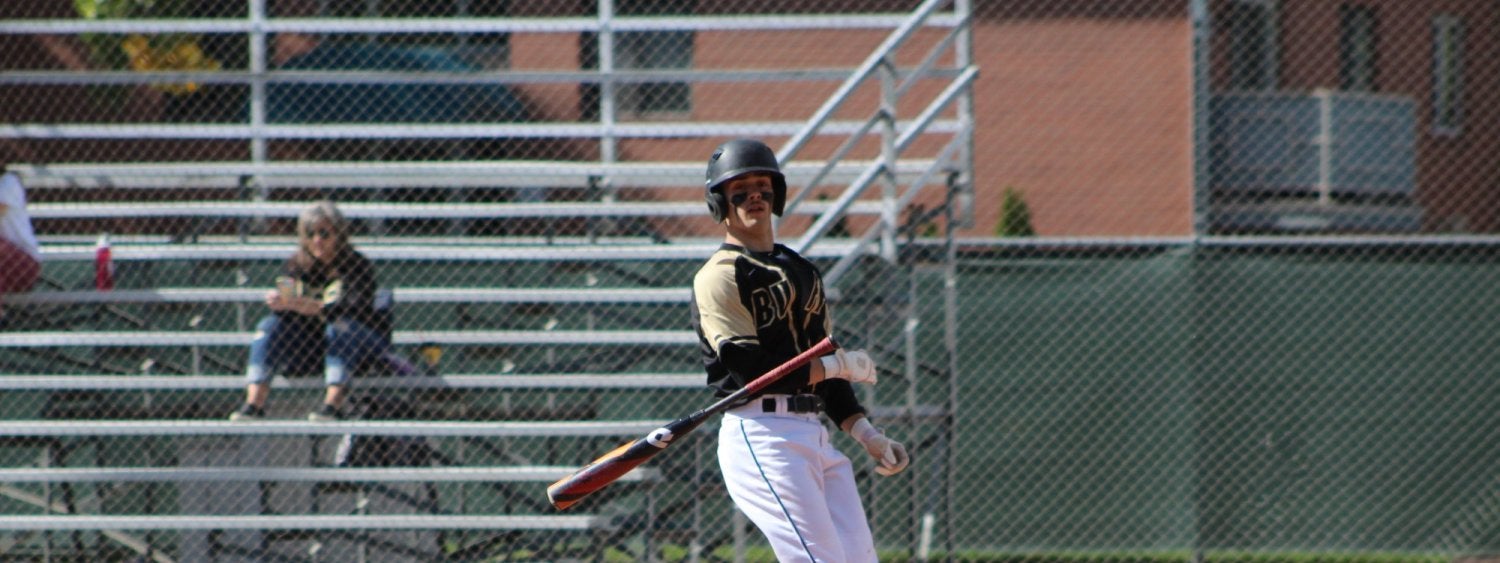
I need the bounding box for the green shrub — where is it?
[995,186,1036,237]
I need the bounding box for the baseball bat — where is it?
[546,336,837,510]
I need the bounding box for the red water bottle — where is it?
[95,233,114,291]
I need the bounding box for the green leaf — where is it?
[73,0,99,19]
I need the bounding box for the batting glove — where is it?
[851,418,910,476]
[820,349,877,385]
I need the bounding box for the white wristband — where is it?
[820,353,845,380]
[850,418,881,443]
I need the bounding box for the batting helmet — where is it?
[704,139,787,223]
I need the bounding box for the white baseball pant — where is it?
[718,397,877,563]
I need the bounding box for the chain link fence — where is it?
[3,0,1500,562]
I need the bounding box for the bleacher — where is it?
[0,0,972,560]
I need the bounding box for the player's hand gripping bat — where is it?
[547,336,837,510]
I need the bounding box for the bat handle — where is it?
[740,336,838,396]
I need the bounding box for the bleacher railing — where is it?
[0,1,971,561]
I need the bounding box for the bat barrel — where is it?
[547,438,661,510]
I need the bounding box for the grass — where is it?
[909,550,1452,563]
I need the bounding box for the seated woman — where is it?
[230,200,390,421]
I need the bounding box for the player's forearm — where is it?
[290,296,323,316]
[809,356,828,383]
[839,413,866,434]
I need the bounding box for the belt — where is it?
[760,394,823,414]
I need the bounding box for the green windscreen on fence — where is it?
[955,245,1500,554]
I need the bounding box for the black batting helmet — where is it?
[704,139,787,223]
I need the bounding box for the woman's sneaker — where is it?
[308,403,343,422]
[229,404,265,421]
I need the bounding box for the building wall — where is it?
[968,3,1194,237]
[14,1,1500,235]
[516,2,1198,238]
[1289,0,1500,232]
[1211,0,1500,232]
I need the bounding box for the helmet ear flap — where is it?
[706,191,728,223]
[771,181,786,217]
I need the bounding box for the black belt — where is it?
[761,394,823,414]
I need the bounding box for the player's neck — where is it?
[725,230,774,253]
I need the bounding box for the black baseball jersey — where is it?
[278,249,384,335]
[691,243,865,426]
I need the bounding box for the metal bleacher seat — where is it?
[0,0,973,558]
[0,171,911,561]
[0,136,953,563]
[0,200,726,559]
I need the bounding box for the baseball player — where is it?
[690,139,910,562]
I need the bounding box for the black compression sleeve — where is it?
[816,378,866,428]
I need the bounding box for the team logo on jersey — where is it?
[322,280,341,305]
[750,279,792,329]
[804,278,824,315]
[646,427,675,448]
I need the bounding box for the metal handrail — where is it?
[774,0,973,276]
[0,466,656,483]
[0,419,668,437]
[819,133,967,287]
[775,0,961,164]
[11,159,944,189]
[1,119,963,141]
[0,68,963,87]
[0,329,697,348]
[792,66,977,257]
[0,14,961,35]
[27,199,884,219]
[0,373,701,391]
